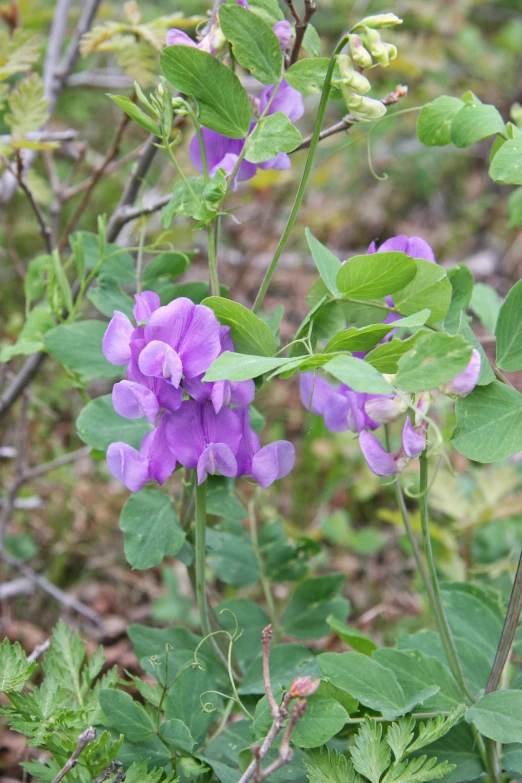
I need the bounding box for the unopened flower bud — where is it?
[440,349,481,397]
[345,92,387,121]
[414,392,431,426]
[358,28,390,67]
[354,13,403,30]
[206,26,227,57]
[337,55,371,94]
[288,676,321,699]
[401,417,426,458]
[364,395,408,424]
[349,35,373,69]
[385,43,398,61]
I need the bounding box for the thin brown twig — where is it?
[2,156,53,254]
[262,625,279,718]
[50,727,97,783]
[58,111,132,251]
[0,395,29,550]
[93,761,124,783]
[257,701,307,781]
[62,143,145,201]
[289,0,317,65]
[26,638,51,663]
[284,0,301,24]
[486,549,522,694]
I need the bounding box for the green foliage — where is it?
[0,28,41,81]
[99,689,155,742]
[119,489,185,569]
[336,252,416,299]
[76,394,152,451]
[305,746,362,783]
[281,574,349,640]
[0,639,37,692]
[305,229,341,296]
[392,259,452,325]
[489,138,522,185]
[108,93,159,135]
[395,333,472,392]
[203,297,278,356]
[44,321,120,384]
[495,279,522,371]
[220,4,283,85]
[326,616,377,656]
[245,112,302,163]
[417,96,464,146]
[351,721,391,783]
[291,697,348,748]
[324,355,393,394]
[5,73,48,137]
[467,690,522,743]
[161,46,252,138]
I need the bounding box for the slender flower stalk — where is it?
[252,34,350,314]
[195,480,212,641]
[248,491,281,642]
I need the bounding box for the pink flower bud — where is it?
[288,676,321,699]
[364,395,407,424]
[440,349,481,397]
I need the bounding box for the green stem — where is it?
[195,481,212,641]
[418,451,475,704]
[483,735,503,783]
[207,223,220,297]
[252,34,349,314]
[248,492,281,642]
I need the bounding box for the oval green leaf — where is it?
[336,252,416,300]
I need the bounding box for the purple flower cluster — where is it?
[300,235,482,477]
[167,2,304,187]
[103,293,295,491]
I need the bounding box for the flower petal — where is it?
[166,29,198,47]
[299,373,335,415]
[197,443,237,484]
[252,441,295,488]
[141,415,177,484]
[134,291,160,322]
[106,442,149,492]
[272,20,292,50]
[165,400,203,468]
[102,311,134,365]
[441,349,481,397]
[359,430,399,477]
[259,80,304,122]
[138,340,183,387]
[401,417,426,458]
[112,380,159,424]
[155,379,183,412]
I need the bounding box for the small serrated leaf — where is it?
[387,716,415,761]
[0,29,41,81]
[351,720,391,783]
[0,638,37,692]
[6,73,49,137]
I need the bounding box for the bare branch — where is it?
[2,156,53,254]
[51,727,97,783]
[262,625,279,718]
[53,0,104,98]
[93,761,124,783]
[66,70,134,89]
[0,130,78,144]
[0,353,45,420]
[26,638,51,663]
[289,0,317,66]
[43,0,73,102]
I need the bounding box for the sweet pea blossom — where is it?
[367,234,436,263]
[107,415,177,492]
[299,372,386,433]
[235,407,295,488]
[440,348,481,397]
[189,81,304,185]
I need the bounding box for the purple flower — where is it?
[259,80,304,124]
[134,291,160,323]
[102,311,134,365]
[359,430,400,477]
[166,400,242,485]
[299,373,336,416]
[364,395,407,424]
[235,407,295,487]
[299,373,384,433]
[107,416,177,492]
[367,235,436,263]
[139,297,222,386]
[183,326,255,413]
[272,20,293,51]
[401,417,426,458]
[440,349,481,397]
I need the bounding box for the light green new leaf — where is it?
[161,46,251,138]
[336,252,416,299]
[450,96,506,148]
[99,689,155,742]
[107,94,158,135]
[220,4,283,85]
[467,690,522,743]
[0,29,41,81]
[5,73,48,137]
[0,307,55,362]
[324,324,394,353]
[0,639,37,692]
[489,138,522,185]
[202,297,277,356]
[305,228,341,295]
[407,706,467,754]
[395,332,472,392]
[382,755,454,783]
[508,187,522,227]
[248,0,284,24]
[452,381,522,462]
[245,112,302,163]
[386,716,415,761]
[120,490,185,569]
[204,351,288,381]
[417,96,464,146]
[160,177,206,226]
[285,58,342,95]
[324,355,393,394]
[495,279,522,370]
[393,258,451,324]
[44,321,121,383]
[77,395,152,452]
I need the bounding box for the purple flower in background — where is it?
[235,407,295,487]
[440,348,481,397]
[184,326,255,413]
[259,80,304,123]
[107,416,177,492]
[359,430,401,477]
[367,235,436,263]
[299,373,336,416]
[299,372,385,433]
[166,400,242,484]
[401,417,426,458]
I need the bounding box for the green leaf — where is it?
[50,249,73,314]
[245,112,302,163]
[159,719,196,754]
[318,653,436,721]
[508,187,522,227]
[247,0,284,24]
[87,275,135,320]
[204,352,286,381]
[161,46,251,138]
[0,639,37,692]
[489,137,522,185]
[76,394,152,451]
[326,616,377,656]
[239,642,321,695]
[305,228,341,295]
[455,313,494,386]
[450,96,506,148]
[42,620,85,703]
[395,332,472,392]
[292,697,348,748]
[123,760,177,783]
[444,265,474,333]
[417,96,464,146]
[303,24,322,56]
[5,73,48,136]
[0,28,41,81]
[393,258,452,325]
[220,4,283,85]
[336,252,416,300]
[392,310,431,328]
[285,58,340,95]
[165,665,221,744]
[324,324,395,353]
[452,380,522,462]
[207,480,246,521]
[0,307,55,362]
[324,355,393,394]
[142,251,191,283]
[107,94,158,135]
[351,720,391,783]
[381,755,454,783]
[305,747,361,783]
[160,178,206,226]
[467,690,522,743]
[496,279,522,370]
[365,334,424,374]
[24,254,50,306]
[44,321,120,383]
[99,689,155,742]
[70,231,135,285]
[203,297,277,356]
[281,575,349,640]
[119,490,185,569]
[207,524,259,588]
[407,706,467,754]
[417,724,482,783]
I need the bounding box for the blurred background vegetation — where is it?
[1,2,522,772]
